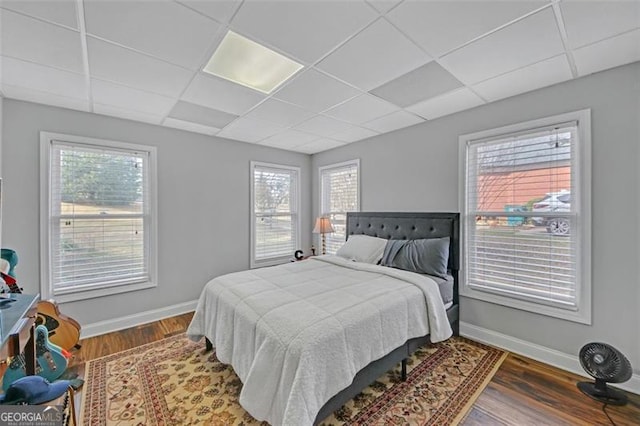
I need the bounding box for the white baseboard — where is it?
[81,300,198,339]
[460,321,640,396]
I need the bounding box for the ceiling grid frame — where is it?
[551,1,579,78]
[75,0,93,112]
[0,0,638,153]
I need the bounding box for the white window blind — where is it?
[464,122,582,310]
[251,162,300,267]
[48,140,151,294]
[320,160,359,254]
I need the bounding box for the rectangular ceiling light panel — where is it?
[204,31,303,94]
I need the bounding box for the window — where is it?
[319,160,360,254]
[40,132,157,302]
[251,162,300,268]
[459,110,591,324]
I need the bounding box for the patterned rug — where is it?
[80,334,506,425]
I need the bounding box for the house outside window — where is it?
[459,110,591,324]
[319,160,360,254]
[251,162,300,268]
[40,132,158,302]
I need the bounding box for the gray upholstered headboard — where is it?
[346,212,460,304]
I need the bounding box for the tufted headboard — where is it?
[346,212,460,304]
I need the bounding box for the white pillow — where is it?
[336,235,387,264]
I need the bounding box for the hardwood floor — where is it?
[71,312,194,365]
[465,355,640,426]
[72,312,640,425]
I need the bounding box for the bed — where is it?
[187,212,460,425]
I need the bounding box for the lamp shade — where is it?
[313,217,334,234]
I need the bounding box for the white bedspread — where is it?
[187,256,452,425]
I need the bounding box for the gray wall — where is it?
[0,97,3,249]
[1,99,311,325]
[0,97,3,177]
[312,62,640,373]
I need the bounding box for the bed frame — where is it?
[313,212,460,424]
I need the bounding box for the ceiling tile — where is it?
[1,55,87,99]
[162,117,220,135]
[473,55,573,102]
[274,69,360,113]
[370,61,463,107]
[169,100,238,128]
[1,9,83,73]
[181,73,266,115]
[87,37,193,97]
[294,115,355,138]
[366,0,402,14]
[573,29,640,77]
[243,99,315,127]
[295,138,345,154]
[230,0,377,63]
[561,1,640,49]
[259,129,319,149]
[332,126,378,143]
[177,0,241,24]
[91,79,177,116]
[324,94,398,124]
[93,103,164,125]
[407,88,484,120]
[1,84,90,112]
[260,139,305,151]
[317,18,430,90]
[84,0,220,70]
[439,8,565,85]
[363,110,423,133]
[1,0,78,29]
[386,1,546,57]
[217,116,285,143]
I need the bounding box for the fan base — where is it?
[577,381,628,406]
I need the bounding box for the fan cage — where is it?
[579,342,632,383]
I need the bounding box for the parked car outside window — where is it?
[532,190,571,235]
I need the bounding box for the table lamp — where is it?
[313,216,334,255]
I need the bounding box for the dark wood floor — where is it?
[73,312,640,425]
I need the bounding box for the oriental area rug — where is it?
[80,334,507,425]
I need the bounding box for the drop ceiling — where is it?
[0,0,638,154]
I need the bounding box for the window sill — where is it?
[461,285,591,325]
[50,280,157,303]
[251,257,291,269]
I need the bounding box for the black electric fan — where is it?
[577,342,632,406]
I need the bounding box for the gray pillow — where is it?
[380,237,450,278]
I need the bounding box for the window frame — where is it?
[319,159,360,254]
[40,132,158,303]
[458,109,592,324]
[250,161,301,269]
